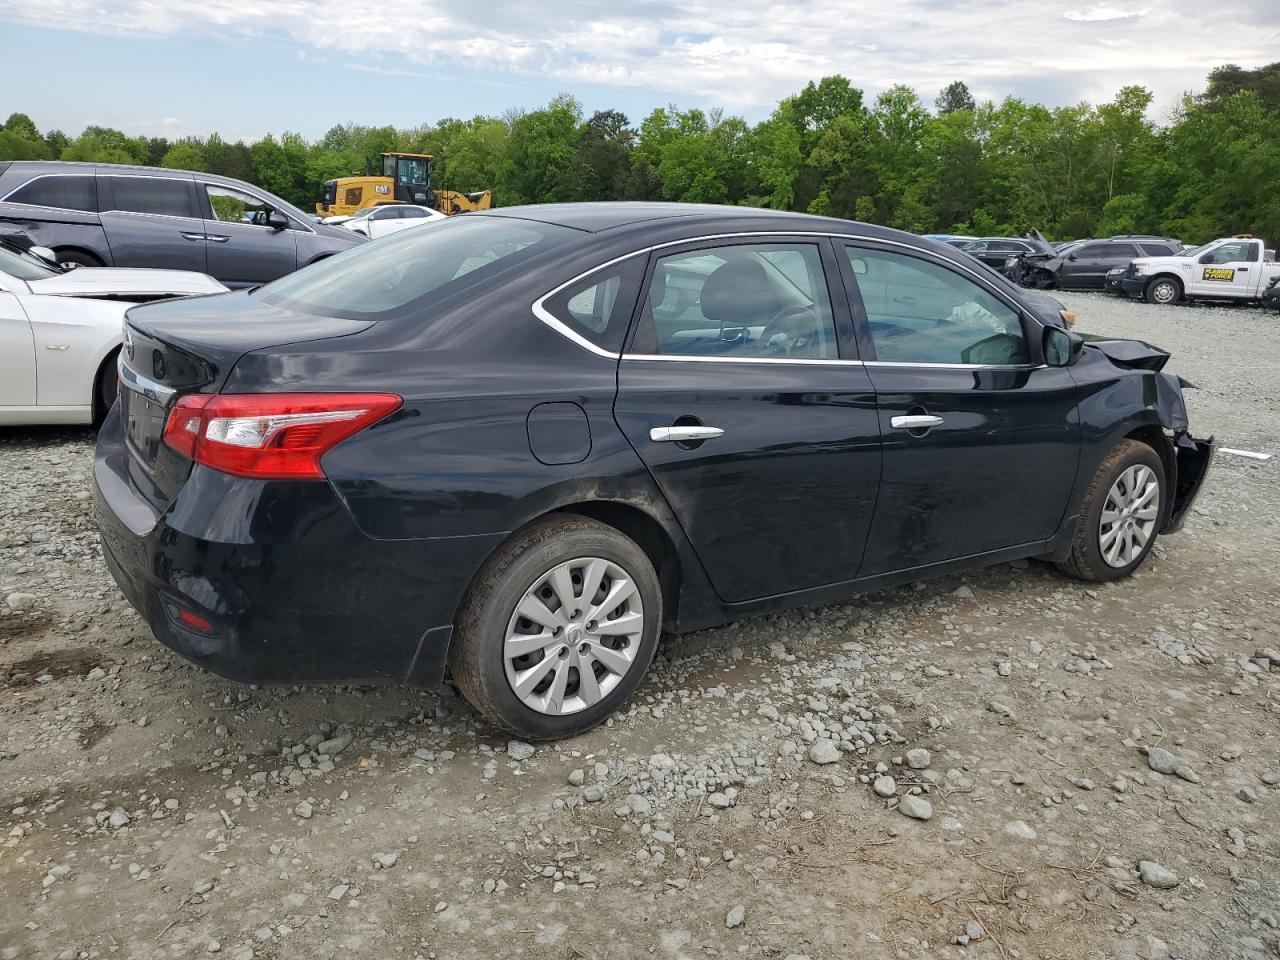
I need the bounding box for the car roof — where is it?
[471,201,901,237]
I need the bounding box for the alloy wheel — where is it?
[1099,464,1159,568]
[503,556,644,715]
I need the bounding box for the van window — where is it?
[6,175,97,212]
[108,177,195,218]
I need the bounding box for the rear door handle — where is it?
[890,415,944,430]
[180,232,206,242]
[650,425,724,443]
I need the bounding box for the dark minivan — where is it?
[0,161,363,287]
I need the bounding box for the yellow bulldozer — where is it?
[315,152,492,218]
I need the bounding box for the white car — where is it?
[0,241,227,425]
[340,204,447,239]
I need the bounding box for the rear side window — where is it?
[258,215,574,321]
[540,255,646,353]
[108,176,195,218]
[1140,243,1176,256]
[5,175,97,212]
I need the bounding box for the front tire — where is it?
[1058,439,1165,582]
[1145,276,1182,305]
[93,348,121,425]
[450,515,662,739]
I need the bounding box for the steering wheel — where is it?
[759,305,821,356]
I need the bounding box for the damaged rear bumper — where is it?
[1163,434,1214,534]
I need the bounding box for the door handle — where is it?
[180,232,206,242]
[890,415,944,430]
[205,235,230,243]
[1238,267,1249,272]
[650,425,724,443]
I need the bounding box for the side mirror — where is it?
[1043,325,1084,367]
[266,210,289,231]
[1198,252,1214,264]
[30,245,59,263]
[849,257,868,276]
[1066,253,1078,261]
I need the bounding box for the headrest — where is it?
[700,259,782,323]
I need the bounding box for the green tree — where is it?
[935,81,975,116]
[161,140,207,171]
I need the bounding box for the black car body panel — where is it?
[94,203,1213,687]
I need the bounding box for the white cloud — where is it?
[3,0,1275,114]
[1064,4,1146,22]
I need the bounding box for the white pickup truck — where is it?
[1121,236,1280,305]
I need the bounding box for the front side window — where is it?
[108,176,194,218]
[1204,241,1256,264]
[5,175,97,212]
[206,184,271,226]
[541,255,645,353]
[258,215,572,321]
[845,247,1028,366]
[631,243,838,359]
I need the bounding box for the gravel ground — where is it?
[1,292,1277,960]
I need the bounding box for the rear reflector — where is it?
[162,393,402,480]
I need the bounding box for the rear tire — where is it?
[56,249,103,269]
[1145,276,1182,305]
[450,515,662,739]
[93,348,120,426]
[1057,439,1165,582]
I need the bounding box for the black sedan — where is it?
[94,203,1214,739]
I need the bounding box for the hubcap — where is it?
[1099,464,1159,568]
[503,557,644,716]
[1153,282,1176,304]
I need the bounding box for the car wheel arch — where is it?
[54,247,106,268]
[1123,424,1177,529]
[92,345,122,424]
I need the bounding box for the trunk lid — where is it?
[119,290,374,507]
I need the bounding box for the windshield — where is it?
[1178,242,1214,258]
[255,215,574,321]
[0,241,61,282]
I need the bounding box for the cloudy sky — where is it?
[3,0,1276,140]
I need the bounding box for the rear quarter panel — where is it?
[0,204,111,264]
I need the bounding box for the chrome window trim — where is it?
[531,230,1038,365]
[622,353,865,366]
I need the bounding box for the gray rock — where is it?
[294,800,314,819]
[1146,746,1179,775]
[808,739,840,765]
[965,920,985,941]
[1238,786,1259,803]
[872,775,897,798]
[567,768,585,786]
[108,807,129,829]
[317,733,352,755]
[725,904,746,928]
[5,592,37,611]
[327,883,349,901]
[373,851,398,869]
[192,880,214,895]
[1005,819,1038,840]
[906,748,931,770]
[507,740,536,762]
[1137,860,1179,889]
[897,794,933,821]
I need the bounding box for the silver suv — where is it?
[0,161,365,287]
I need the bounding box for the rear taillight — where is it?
[162,393,402,480]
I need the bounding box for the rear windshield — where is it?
[256,215,574,321]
